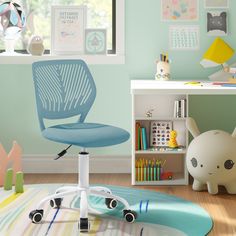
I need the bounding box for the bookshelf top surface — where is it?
[131,80,236,95]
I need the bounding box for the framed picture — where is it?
[169,25,200,50]
[207,10,227,36]
[205,0,229,8]
[150,121,172,147]
[85,29,107,54]
[51,6,87,55]
[161,0,199,21]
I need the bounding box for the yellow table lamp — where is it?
[200,37,236,80]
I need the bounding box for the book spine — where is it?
[138,126,141,150]
[142,127,147,150]
[174,100,178,118]
[184,99,187,117]
[178,100,181,118]
[139,127,143,150]
[135,122,139,150]
[181,99,185,118]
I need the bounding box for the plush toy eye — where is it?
[200,164,203,168]
[217,165,220,169]
[191,158,198,168]
[224,160,234,170]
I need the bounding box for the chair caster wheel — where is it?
[123,210,137,223]
[29,209,44,223]
[79,218,90,232]
[105,198,118,209]
[50,198,62,208]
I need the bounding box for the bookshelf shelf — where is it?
[135,148,186,154]
[135,117,187,121]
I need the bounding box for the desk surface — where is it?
[131,80,236,95]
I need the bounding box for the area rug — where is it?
[0,184,213,236]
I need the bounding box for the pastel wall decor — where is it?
[85,28,107,54]
[161,0,199,21]
[0,141,23,187]
[207,11,228,36]
[205,0,229,8]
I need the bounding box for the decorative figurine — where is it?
[168,130,178,148]
[146,109,154,117]
[155,53,170,81]
[27,35,45,56]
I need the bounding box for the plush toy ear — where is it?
[232,127,236,138]
[186,117,201,138]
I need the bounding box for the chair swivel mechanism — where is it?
[29,60,137,232]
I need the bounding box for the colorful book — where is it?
[141,127,147,150]
[135,122,140,150]
[138,127,143,150]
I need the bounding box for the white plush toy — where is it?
[186,117,236,194]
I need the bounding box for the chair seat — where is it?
[42,122,130,147]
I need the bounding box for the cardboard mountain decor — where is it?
[0,141,23,192]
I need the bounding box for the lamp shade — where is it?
[0,1,26,40]
[200,37,234,68]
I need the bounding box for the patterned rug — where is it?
[0,184,213,236]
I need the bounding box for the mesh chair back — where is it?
[32,60,96,130]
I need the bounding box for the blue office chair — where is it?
[29,60,137,232]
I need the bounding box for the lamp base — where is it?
[209,63,236,81]
[1,38,21,55]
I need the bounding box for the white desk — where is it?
[131,80,236,95]
[130,80,236,186]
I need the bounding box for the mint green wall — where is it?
[1,0,236,155]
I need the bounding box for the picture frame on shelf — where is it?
[204,0,229,8]
[51,5,87,55]
[150,120,172,147]
[85,28,107,55]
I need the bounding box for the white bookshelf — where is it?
[131,83,188,185]
[131,80,236,186]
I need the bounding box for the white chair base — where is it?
[29,150,137,232]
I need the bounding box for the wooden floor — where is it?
[25,173,236,236]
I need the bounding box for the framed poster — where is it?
[161,0,199,21]
[85,29,107,54]
[205,0,229,8]
[150,121,172,147]
[51,6,87,55]
[207,11,227,36]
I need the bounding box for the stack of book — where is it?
[135,158,173,181]
[173,99,187,118]
[135,122,148,150]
